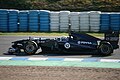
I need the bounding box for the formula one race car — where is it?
[8,31,119,56]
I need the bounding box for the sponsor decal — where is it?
[78,41,92,45]
[64,43,71,49]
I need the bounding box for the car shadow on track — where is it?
[40,53,109,57]
[3,52,109,58]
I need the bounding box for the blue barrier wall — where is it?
[110,13,120,31]
[100,13,110,32]
[19,10,28,31]
[8,10,18,32]
[0,9,8,32]
[39,10,50,32]
[29,10,39,31]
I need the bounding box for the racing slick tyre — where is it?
[99,43,113,56]
[24,41,38,55]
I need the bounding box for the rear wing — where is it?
[104,31,119,41]
[104,31,119,49]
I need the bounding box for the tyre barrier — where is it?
[59,11,70,32]
[79,12,90,32]
[0,9,8,32]
[50,12,59,31]
[100,13,110,32]
[8,10,18,32]
[39,10,50,32]
[110,13,120,31]
[0,9,120,32]
[19,10,28,31]
[70,12,80,32]
[29,10,39,32]
[89,11,101,32]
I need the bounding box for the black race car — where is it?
[8,31,119,56]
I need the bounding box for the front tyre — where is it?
[99,43,113,56]
[24,41,38,55]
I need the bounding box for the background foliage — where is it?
[0,0,120,11]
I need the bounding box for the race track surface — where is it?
[0,35,120,59]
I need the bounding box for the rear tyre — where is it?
[24,41,38,55]
[99,43,113,56]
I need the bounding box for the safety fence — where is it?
[0,9,120,32]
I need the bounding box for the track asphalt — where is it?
[0,57,120,68]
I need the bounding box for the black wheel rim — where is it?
[101,45,110,54]
[25,44,35,54]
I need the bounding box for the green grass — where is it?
[0,32,104,37]
[88,33,104,37]
[0,32,68,36]
[0,60,120,68]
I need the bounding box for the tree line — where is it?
[0,0,120,11]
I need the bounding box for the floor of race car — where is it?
[0,66,120,80]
